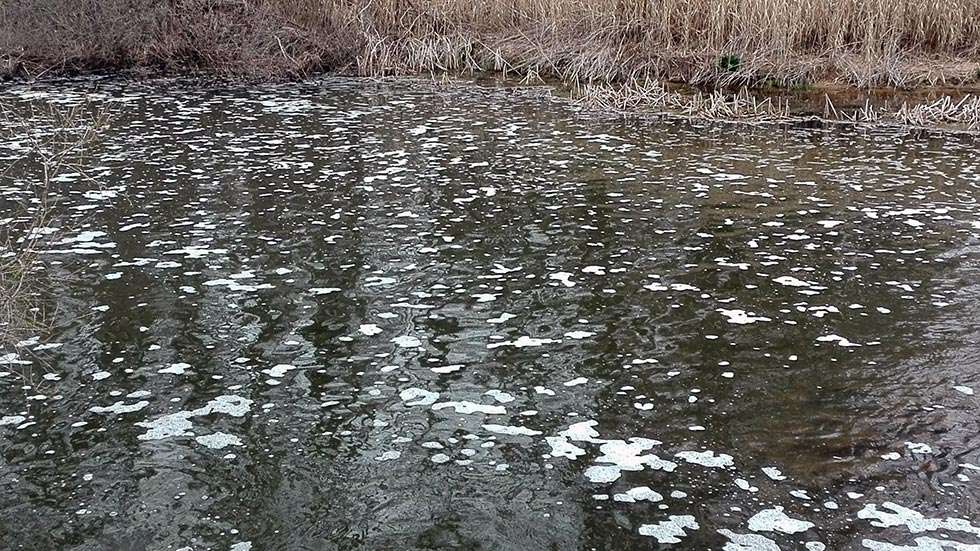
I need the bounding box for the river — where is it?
[1,77,979,550]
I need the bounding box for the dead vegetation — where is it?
[1,0,978,89]
[575,79,793,123]
[893,95,980,129]
[819,92,980,130]
[572,78,980,131]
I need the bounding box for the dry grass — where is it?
[0,0,978,88]
[352,0,980,87]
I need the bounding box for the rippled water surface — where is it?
[2,78,980,550]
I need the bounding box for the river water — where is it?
[1,78,980,550]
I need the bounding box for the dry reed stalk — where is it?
[577,78,980,132]
[894,94,980,128]
[575,78,792,123]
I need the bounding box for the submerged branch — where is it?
[0,103,107,351]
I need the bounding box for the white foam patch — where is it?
[400,388,440,406]
[613,486,664,503]
[718,529,781,551]
[905,442,933,454]
[136,411,194,440]
[487,336,559,349]
[158,362,191,375]
[858,503,980,536]
[773,276,813,287]
[262,364,297,378]
[136,395,252,441]
[762,466,786,481]
[482,424,542,436]
[748,507,815,534]
[597,439,675,471]
[484,390,515,403]
[391,335,423,348]
[0,415,27,426]
[488,313,516,324]
[431,364,463,374]
[816,334,862,347]
[676,450,734,468]
[195,432,243,449]
[203,279,273,292]
[547,436,587,459]
[310,287,341,295]
[90,400,149,415]
[718,309,771,325]
[546,420,604,459]
[550,272,575,287]
[817,220,844,228]
[638,515,698,543]
[584,465,622,483]
[431,401,506,415]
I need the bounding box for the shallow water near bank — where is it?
[1,77,980,550]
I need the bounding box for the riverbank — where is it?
[4,0,979,84]
[2,0,979,133]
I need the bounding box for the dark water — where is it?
[1,78,980,551]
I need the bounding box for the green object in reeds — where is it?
[720,55,741,72]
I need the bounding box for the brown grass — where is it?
[1,0,978,88]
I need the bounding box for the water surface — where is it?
[1,78,980,550]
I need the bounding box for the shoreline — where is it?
[4,67,980,135]
[3,0,978,132]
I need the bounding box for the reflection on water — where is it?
[1,78,980,550]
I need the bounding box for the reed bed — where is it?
[575,79,793,122]
[894,95,980,128]
[1,0,978,88]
